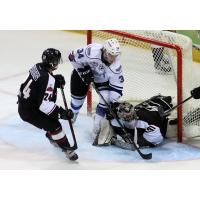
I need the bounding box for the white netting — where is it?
[89,30,200,138]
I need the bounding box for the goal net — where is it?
[86,30,200,142]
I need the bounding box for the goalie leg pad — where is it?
[93,118,115,146]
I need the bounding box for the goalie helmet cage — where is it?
[86,30,200,143]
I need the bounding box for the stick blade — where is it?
[141,153,152,160]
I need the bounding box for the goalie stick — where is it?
[91,83,152,160]
[163,95,193,116]
[60,87,78,150]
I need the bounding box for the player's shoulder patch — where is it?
[29,65,41,81]
[116,65,122,72]
[85,43,102,60]
[109,64,122,74]
[86,46,91,56]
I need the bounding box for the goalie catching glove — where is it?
[77,66,94,85]
[191,86,200,99]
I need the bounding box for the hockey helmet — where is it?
[103,38,121,56]
[116,101,137,121]
[42,48,62,70]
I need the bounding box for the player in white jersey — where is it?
[68,38,124,142]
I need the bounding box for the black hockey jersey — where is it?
[134,95,173,137]
[18,63,59,118]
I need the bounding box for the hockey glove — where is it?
[105,109,114,120]
[59,107,74,120]
[191,86,200,99]
[105,102,120,120]
[111,102,120,110]
[78,66,94,85]
[54,74,66,88]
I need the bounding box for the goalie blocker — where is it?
[94,95,173,148]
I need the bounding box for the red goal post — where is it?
[86,30,185,142]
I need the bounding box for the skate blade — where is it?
[63,151,79,161]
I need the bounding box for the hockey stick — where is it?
[112,138,136,151]
[91,83,152,160]
[60,87,78,150]
[163,95,193,116]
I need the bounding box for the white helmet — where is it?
[103,38,121,56]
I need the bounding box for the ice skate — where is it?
[62,148,78,161]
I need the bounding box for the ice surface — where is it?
[1,114,200,169]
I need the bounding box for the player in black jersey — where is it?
[18,48,78,161]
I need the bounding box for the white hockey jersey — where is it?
[69,43,124,102]
[111,119,163,145]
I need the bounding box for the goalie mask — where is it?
[116,101,137,122]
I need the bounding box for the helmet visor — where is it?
[52,55,63,66]
[103,51,118,64]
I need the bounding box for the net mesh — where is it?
[89,30,200,138]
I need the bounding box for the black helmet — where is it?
[42,48,62,70]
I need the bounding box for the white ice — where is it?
[1,30,200,169]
